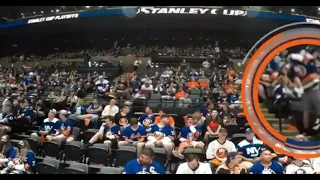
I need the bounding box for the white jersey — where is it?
[206,139,236,162]
[286,160,315,174]
[175,162,212,174]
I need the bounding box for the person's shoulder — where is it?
[151,160,165,168]
[272,161,283,167]
[251,161,261,167]
[126,159,138,166]
[199,162,211,169]
[237,139,250,147]
[226,139,235,145]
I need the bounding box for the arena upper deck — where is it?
[0,6,319,36]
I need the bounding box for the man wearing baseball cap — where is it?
[236,128,265,170]
[216,152,247,174]
[31,109,60,141]
[206,128,237,167]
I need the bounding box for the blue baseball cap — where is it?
[245,128,254,134]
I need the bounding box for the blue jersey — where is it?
[5,145,17,158]
[88,104,101,115]
[96,80,109,97]
[103,124,121,138]
[18,108,34,120]
[0,114,14,126]
[201,108,210,117]
[123,125,147,141]
[226,94,237,103]
[123,159,166,174]
[138,114,156,125]
[237,139,264,158]
[71,105,88,115]
[39,118,60,135]
[250,161,284,174]
[24,150,36,169]
[59,119,73,136]
[180,125,202,141]
[267,56,281,72]
[24,75,35,86]
[149,124,175,138]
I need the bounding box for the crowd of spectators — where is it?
[3,43,248,63]
[0,42,318,175]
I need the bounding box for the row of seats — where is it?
[37,157,123,174]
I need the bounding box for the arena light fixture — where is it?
[291,8,295,12]
[85,6,90,8]
[318,7,320,11]
[41,11,44,13]
[33,12,36,14]
[51,10,54,12]
[56,9,60,12]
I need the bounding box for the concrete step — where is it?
[266,118,279,124]
[281,130,299,137]
[271,124,290,130]
[264,113,275,118]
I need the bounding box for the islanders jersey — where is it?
[59,119,73,136]
[23,75,35,86]
[286,160,315,174]
[122,125,147,141]
[149,124,175,139]
[23,150,36,170]
[0,114,14,127]
[103,124,121,139]
[237,138,264,158]
[96,80,109,97]
[88,104,101,115]
[18,108,34,120]
[123,159,166,174]
[180,125,202,141]
[39,118,60,135]
[138,114,156,125]
[250,161,284,174]
[290,52,319,91]
[206,140,237,162]
[5,145,17,159]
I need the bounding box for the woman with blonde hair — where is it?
[0,140,36,174]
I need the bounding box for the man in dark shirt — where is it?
[114,105,132,129]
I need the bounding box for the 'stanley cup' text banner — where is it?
[137,7,248,16]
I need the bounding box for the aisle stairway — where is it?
[260,103,299,138]
[83,93,95,104]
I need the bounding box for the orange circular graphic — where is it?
[241,22,320,159]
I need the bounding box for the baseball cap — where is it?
[226,152,238,163]
[245,128,254,134]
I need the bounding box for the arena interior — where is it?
[0,6,320,174]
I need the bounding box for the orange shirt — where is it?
[154,116,175,127]
[199,81,209,89]
[175,91,185,99]
[208,121,220,133]
[187,81,200,88]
